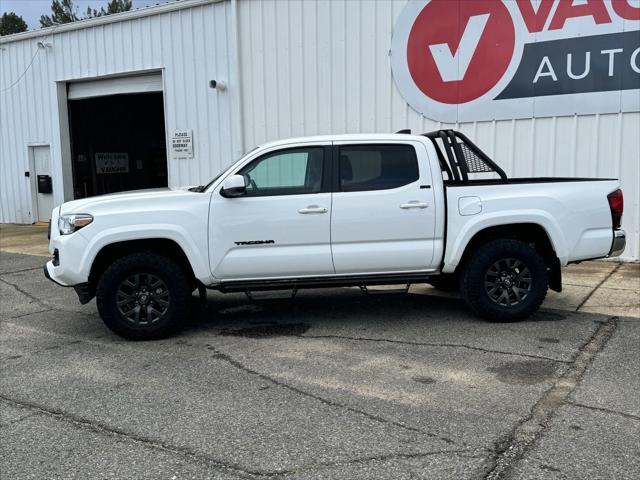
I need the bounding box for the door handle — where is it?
[400,201,429,209]
[298,205,328,214]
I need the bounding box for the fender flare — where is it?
[78,225,212,283]
[442,211,567,274]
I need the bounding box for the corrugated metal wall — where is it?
[0,0,239,224]
[1,0,638,260]
[237,0,639,260]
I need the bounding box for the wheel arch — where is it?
[453,223,562,292]
[88,238,197,297]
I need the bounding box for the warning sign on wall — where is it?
[171,130,193,159]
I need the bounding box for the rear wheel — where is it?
[96,252,191,340]
[460,239,548,322]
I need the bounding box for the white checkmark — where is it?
[428,14,490,82]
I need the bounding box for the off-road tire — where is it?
[96,252,191,340]
[460,239,548,322]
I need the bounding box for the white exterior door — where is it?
[210,145,334,280]
[31,145,54,222]
[330,142,438,274]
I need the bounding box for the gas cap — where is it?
[458,196,482,216]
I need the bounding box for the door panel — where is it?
[32,146,54,222]
[209,145,333,280]
[331,142,437,274]
[211,193,333,279]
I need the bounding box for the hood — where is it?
[59,187,196,214]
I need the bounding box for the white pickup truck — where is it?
[44,130,626,339]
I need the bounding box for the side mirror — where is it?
[220,174,246,197]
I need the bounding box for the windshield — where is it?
[198,170,226,192]
[192,146,260,193]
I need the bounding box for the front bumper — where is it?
[43,262,93,304]
[608,229,626,257]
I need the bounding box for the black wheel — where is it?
[96,252,191,340]
[460,239,548,322]
[429,274,459,292]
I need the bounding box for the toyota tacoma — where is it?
[44,130,626,339]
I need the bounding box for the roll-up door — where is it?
[67,73,162,100]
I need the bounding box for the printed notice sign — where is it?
[171,130,193,159]
[95,153,129,174]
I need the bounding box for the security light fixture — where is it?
[209,80,226,91]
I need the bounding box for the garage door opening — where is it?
[67,75,167,199]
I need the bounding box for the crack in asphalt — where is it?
[206,347,438,438]
[4,308,52,319]
[568,402,640,422]
[0,276,50,310]
[0,276,99,320]
[2,321,473,452]
[0,266,45,276]
[0,410,42,428]
[575,264,621,312]
[266,449,484,478]
[299,334,570,364]
[2,339,83,361]
[0,394,263,479]
[0,394,475,479]
[483,316,619,480]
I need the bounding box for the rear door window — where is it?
[338,144,419,192]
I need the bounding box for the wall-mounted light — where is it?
[209,80,226,91]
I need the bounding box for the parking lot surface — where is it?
[1,248,639,479]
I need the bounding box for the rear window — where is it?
[338,144,419,192]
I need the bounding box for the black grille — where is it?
[458,143,494,173]
[422,130,508,183]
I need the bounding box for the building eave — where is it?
[0,0,225,45]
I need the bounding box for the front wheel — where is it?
[96,252,192,340]
[460,239,548,322]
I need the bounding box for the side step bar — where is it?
[246,289,298,301]
[359,284,411,295]
[213,273,433,294]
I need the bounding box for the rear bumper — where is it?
[608,229,626,258]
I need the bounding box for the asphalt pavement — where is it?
[1,248,639,479]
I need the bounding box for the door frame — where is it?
[27,143,51,224]
[329,140,439,274]
[59,68,167,201]
[209,141,334,280]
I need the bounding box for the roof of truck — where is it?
[257,133,429,150]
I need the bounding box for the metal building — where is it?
[1,0,638,260]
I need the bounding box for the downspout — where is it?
[230,0,244,157]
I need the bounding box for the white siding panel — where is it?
[1,0,638,261]
[237,0,639,260]
[0,0,238,224]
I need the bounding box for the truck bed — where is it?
[445,177,617,186]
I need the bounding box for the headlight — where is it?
[58,214,93,235]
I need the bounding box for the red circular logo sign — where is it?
[406,0,515,104]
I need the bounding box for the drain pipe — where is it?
[230,0,245,158]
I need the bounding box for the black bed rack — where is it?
[396,129,508,183]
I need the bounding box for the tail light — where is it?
[607,189,623,230]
